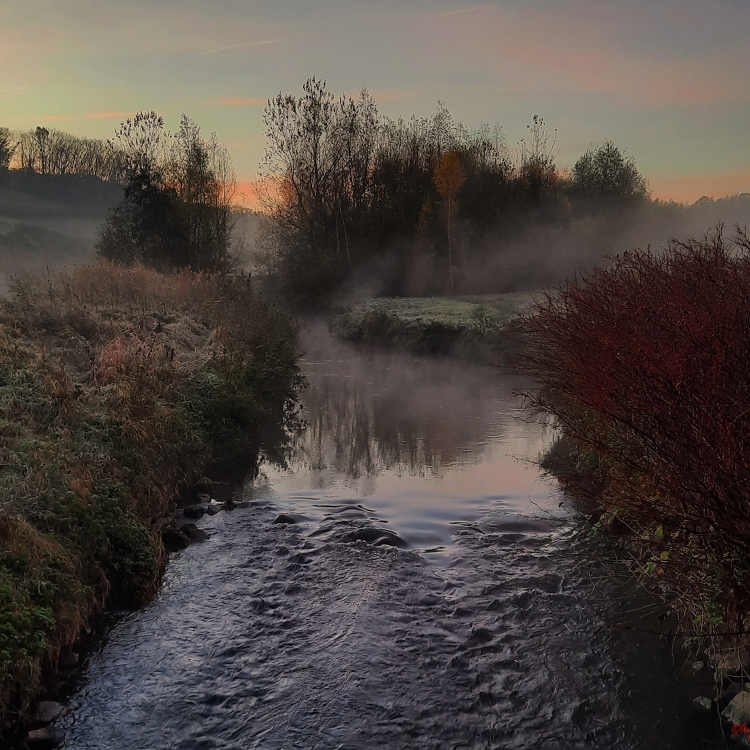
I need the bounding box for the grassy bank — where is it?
[0,263,301,726]
[519,229,750,655]
[329,293,536,361]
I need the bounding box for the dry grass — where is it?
[0,262,301,726]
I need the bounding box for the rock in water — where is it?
[27,725,64,748]
[179,523,209,542]
[162,527,190,552]
[34,701,64,724]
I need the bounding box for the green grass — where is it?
[329,293,537,360]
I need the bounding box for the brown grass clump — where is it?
[520,227,750,642]
[0,262,301,726]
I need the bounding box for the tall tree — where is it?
[0,128,14,170]
[434,150,465,292]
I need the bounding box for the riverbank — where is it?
[520,230,750,718]
[0,263,302,732]
[328,293,536,363]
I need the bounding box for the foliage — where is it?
[572,140,649,202]
[0,262,301,722]
[9,126,123,181]
[97,112,239,273]
[519,228,750,637]
[258,79,651,305]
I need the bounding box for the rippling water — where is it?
[57,328,724,749]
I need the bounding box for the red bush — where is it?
[521,228,750,627]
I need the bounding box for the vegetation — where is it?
[2,125,124,182]
[519,228,750,644]
[97,112,240,273]
[330,293,534,359]
[256,78,649,306]
[0,262,301,725]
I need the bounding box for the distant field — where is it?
[329,293,539,361]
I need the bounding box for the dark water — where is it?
[56,329,726,749]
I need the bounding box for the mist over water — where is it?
[53,328,724,750]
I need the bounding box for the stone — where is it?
[179,523,208,542]
[692,696,712,713]
[27,725,64,747]
[273,513,299,525]
[162,527,190,552]
[724,691,750,725]
[33,701,63,724]
[205,505,221,516]
[182,505,205,520]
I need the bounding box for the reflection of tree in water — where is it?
[293,354,510,481]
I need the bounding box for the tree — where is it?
[0,128,15,170]
[515,115,559,206]
[572,140,649,201]
[434,150,465,292]
[259,77,377,299]
[97,112,238,272]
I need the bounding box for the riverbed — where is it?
[55,326,724,749]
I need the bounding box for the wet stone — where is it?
[33,701,63,724]
[180,523,209,542]
[693,696,712,713]
[182,505,205,520]
[273,513,299,525]
[162,527,190,552]
[27,726,64,748]
[724,691,750,724]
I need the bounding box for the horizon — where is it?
[3,0,749,207]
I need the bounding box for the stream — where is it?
[55,326,725,749]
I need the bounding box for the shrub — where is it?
[520,228,750,635]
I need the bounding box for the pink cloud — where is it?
[422,5,745,107]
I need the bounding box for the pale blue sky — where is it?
[3,0,749,203]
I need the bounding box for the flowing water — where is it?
[56,327,725,749]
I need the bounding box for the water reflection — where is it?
[257,324,557,552]
[54,327,726,750]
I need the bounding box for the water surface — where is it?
[57,329,723,749]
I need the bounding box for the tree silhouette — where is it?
[572,140,648,201]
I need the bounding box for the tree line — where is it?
[256,77,650,304]
[0,125,124,182]
[2,81,652,287]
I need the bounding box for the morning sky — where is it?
[2,0,749,205]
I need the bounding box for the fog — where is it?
[0,176,118,291]
[332,194,750,305]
